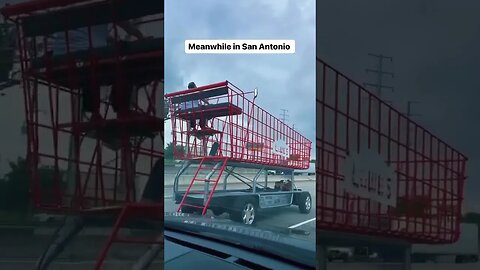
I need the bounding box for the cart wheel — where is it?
[298,193,312,214]
[231,199,257,225]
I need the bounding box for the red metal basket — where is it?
[166,81,312,170]
[2,0,164,213]
[1,1,164,268]
[317,58,467,244]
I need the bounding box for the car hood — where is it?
[164,212,315,266]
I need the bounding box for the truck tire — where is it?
[211,208,225,216]
[230,198,257,225]
[298,192,312,214]
[180,205,198,214]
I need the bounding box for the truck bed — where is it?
[175,188,305,209]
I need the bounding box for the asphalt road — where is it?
[164,180,316,243]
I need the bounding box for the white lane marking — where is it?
[165,196,173,199]
[288,218,316,229]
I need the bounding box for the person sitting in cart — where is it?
[179,81,211,132]
[49,21,145,119]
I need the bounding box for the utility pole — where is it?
[404,101,421,148]
[364,53,394,99]
[406,101,421,118]
[280,109,289,124]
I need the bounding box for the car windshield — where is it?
[163,0,316,265]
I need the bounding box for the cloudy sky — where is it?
[164,0,316,158]
[318,0,480,212]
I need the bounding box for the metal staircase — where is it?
[177,156,228,215]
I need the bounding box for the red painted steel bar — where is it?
[0,0,92,17]
[4,0,164,267]
[165,81,228,98]
[5,0,163,211]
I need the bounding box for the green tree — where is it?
[164,142,185,160]
[164,142,174,160]
[0,157,30,212]
[463,212,480,224]
[0,157,64,214]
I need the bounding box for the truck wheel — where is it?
[231,199,257,225]
[298,192,312,214]
[211,208,224,216]
[180,205,197,214]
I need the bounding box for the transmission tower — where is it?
[403,101,421,147]
[364,53,394,99]
[280,109,289,124]
[406,100,421,118]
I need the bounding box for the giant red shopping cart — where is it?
[166,81,313,224]
[316,57,467,244]
[1,0,164,268]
